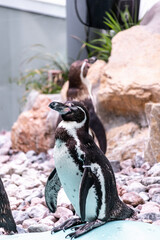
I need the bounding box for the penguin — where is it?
[0,178,17,234]
[60,57,107,154]
[45,101,134,239]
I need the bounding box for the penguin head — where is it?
[49,101,89,129]
[68,57,97,88]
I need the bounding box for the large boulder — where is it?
[107,122,148,162]
[87,25,160,126]
[11,93,60,153]
[144,102,160,165]
[140,1,160,34]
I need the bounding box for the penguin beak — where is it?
[48,102,71,115]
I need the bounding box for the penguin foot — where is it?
[51,216,83,234]
[65,219,105,239]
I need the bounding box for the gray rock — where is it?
[26,204,48,219]
[26,150,37,159]
[141,177,160,186]
[152,194,160,204]
[148,163,160,177]
[12,210,29,224]
[25,189,43,202]
[134,154,145,168]
[110,160,121,173]
[138,213,160,222]
[149,188,160,197]
[126,181,146,193]
[28,224,50,233]
[37,152,47,162]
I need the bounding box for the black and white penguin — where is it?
[0,178,17,233]
[61,57,107,154]
[45,101,134,239]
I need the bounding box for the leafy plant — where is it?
[15,45,69,95]
[84,7,140,61]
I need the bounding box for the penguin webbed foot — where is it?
[65,219,105,239]
[51,216,83,234]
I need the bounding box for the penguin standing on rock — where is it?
[45,101,134,239]
[61,57,107,154]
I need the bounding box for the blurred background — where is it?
[0,0,159,130]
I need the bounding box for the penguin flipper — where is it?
[79,167,96,221]
[45,168,61,213]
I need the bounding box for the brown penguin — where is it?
[60,57,107,153]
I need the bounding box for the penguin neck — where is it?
[58,117,88,134]
[80,61,93,104]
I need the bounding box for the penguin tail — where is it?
[109,199,134,221]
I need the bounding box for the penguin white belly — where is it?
[54,139,97,221]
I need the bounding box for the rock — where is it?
[122,192,145,207]
[54,216,68,228]
[149,188,160,198]
[139,192,150,202]
[107,122,139,148]
[141,177,160,186]
[110,160,121,173]
[140,2,160,34]
[22,219,38,229]
[0,148,9,155]
[11,94,61,153]
[148,163,160,176]
[120,159,134,169]
[141,162,151,171]
[87,26,160,126]
[126,181,146,193]
[140,202,160,214]
[138,213,160,222]
[28,224,51,232]
[12,210,29,224]
[134,154,145,168]
[0,155,10,163]
[152,194,160,205]
[26,150,36,159]
[153,220,160,226]
[9,197,23,210]
[30,197,44,207]
[6,184,19,197]
[107,123,148,162]
[144,103,160,165]
[53,207,73,219]
[26,204,48,219]
[39,216,56,226]
[22,177,41,189]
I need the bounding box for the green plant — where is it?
[16,45,69,95]
[84,7,140,61]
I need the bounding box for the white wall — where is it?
[0,5,66,130]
